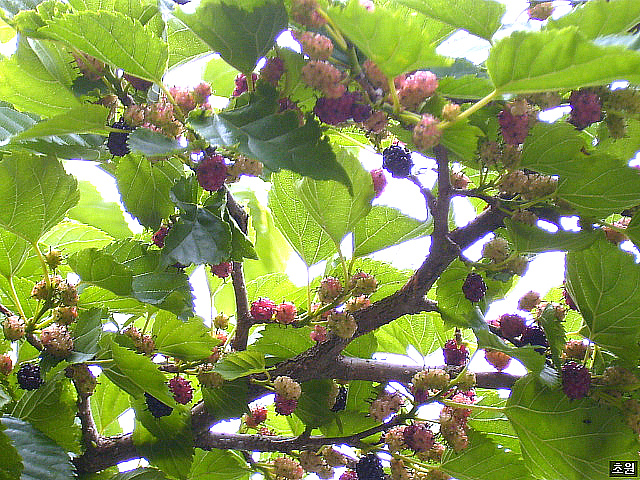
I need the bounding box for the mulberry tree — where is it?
[0,0,639,479]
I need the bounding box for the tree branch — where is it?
[226,190,253,351]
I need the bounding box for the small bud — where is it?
[213,313,229,330]
[44,249,64,269]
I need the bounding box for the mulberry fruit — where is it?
[297,31,334,61]
[107,120,134,157]
[3,315,25,341]
[318,277,343,303]
[211,262,233,279]
[244,406,268,428]
[518,291,541,311]
[498,108,531,145]
[561,361,591,400]
[260,57,285,84]
[370,168,386,198]
[310,325,328,343]
[17,363,44,390]
[349,272,377,296]
[412,114,442,151]
[144,393,173,417]
[403,422,435,452]
[569,89,603,130]
[275,394,298,415]
[152,225,170,248]
[330,385,347,412]
[197,153,227,192]
[482,237,510,263]
[462,273,487,302]
[40,324,74,358]
[275,302,297,325]
[327,311,357,339]
[251,297,276,322]
[397,70,438,110]
[123,74,152,91]
[0,354,12,375]
[168,376,193,404]
[484,349,511,372]
[301,61,345,98]
[356,453,384,480]
[498,314,526,339]
[443,339,469,366]
[382,144,413,178]
[521,325,548,348]
[232,73,258,97]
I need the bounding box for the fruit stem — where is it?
[306,267,312,312]
[316,8,349,51]
[391,453,436,473]
[32,242,51,290]
[7,275,26,320]
[438,89,498,130]
[141,311,152,335]
[34,317,54,330]
[388,77,401,114]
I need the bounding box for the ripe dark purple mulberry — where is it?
[313,91,367,125]
[144,392,173,417]
[330,385,347,412]
[107,120,134,157]
[211,262,233,279]
[462,273,487,302]
[17,363,44,390]
[498,314,526,339]
[498,109,530,145]
[561,361,591,399]
[356,453,384,480]
[563,285,578,311]
[521,325,548,347]
[274,394,298,415]
[382,144,413,178]
[569,89,603,130]
[443,340,469,366]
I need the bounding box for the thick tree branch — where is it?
[76,391,101,447]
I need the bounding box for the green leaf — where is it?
[294,379,333,428]
[203,55,239,97]
[69,248,133,296]
[101,337,176,407]
[174,0,287,74]
[69,181,132,240]
[11,370,81,452]
[440,430,532,480]
[42,11,168,82]
[297,147,373,244]
[599,118,640,162]
[1,415,75,480]
[566,237,640,363]
[251,324,313,362]
[213,350,265,380]
[521,122,588,174]
[319,380,378,437]
[440,120,484,163]
[394,0,505,41]
[375,312,448,356]
[109,468,170,480]
[0,229,31,278]
[115,155,183,230]
[153,314,219,362]
[132,409,193,480]
[437,75,494,100]
[126,129,188,158]
[11,105,110,141]
[0,276,39,318]
[506,219,598,253]
[327,0,453,78]
[0,419,22,480]
[487,28,640,94]
[17,133,109,161]
[0,38,81,117]
[201,380,249,421]
[557,155,640,217]
[0,105,37,142]
[505,375,638,480]
[0,153,79,243]
[467,391,520,453]
[40,220,114,254]
[189,449,251,480]
[226,210,258,261]
[353,205,432,257]
[161,195,232,268]
[189,85,351,189]
[79,285,146,315]
[68,308,104,360]
[269,170,335,267]
[548,0,640,40]
[244,273,307,309]
[90,374,130,435]
[167,17,210,69]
